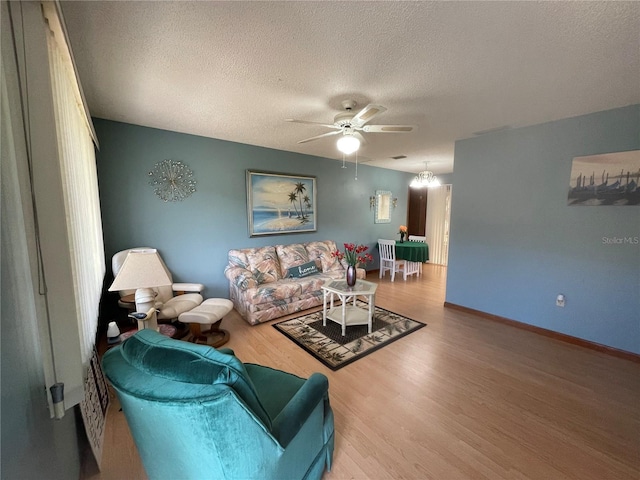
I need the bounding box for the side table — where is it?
[322,279,378,336]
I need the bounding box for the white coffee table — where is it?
[322,279,378,336]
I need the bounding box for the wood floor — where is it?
[82,265,640,480]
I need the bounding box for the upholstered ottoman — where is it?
[178,298,233,347]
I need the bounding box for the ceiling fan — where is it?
[285,100,415,152]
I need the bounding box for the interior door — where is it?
[407,186,427,235]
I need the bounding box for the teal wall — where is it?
[446,105,640,354]
[94,119,414,297]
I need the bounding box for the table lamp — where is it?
[108,248,173,331]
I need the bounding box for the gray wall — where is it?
[1,2,81,478]
[446,105,640,354]
[0,271,81,480]
[94,119,415,297]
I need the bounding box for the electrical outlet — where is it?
[556,294,565,307]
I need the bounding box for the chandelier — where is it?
[410,163,440,188]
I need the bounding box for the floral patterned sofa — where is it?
[224,240,365,325]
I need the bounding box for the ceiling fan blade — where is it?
[297,130,342,144]
[350,104,387,127]
[285,119,338,129]
[353,131,367,145]
[362,124,415,133]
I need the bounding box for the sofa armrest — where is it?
[224,266,258,290]
[172,282,204,293]
[271,373,329,448]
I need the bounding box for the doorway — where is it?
[407,185,451,266]
[407,186,427,235]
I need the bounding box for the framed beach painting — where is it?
[246,170,317,236]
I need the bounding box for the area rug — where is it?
[273,301,426,370]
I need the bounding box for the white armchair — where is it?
[111,248,204,323]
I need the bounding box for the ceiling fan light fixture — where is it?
[337,134,360,154]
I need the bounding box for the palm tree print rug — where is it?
[273,301,426,370]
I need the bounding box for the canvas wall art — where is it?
[568,150,640,206]
[247,170,317,236]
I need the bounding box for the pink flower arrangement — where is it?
[332,243,373,267]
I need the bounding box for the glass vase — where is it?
[346,265,357,287]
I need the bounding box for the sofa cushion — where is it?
[228,249,250,269]
[305,240,342,272]
[240,271,345,308]
[275,243,310,278]
[247,246,282,284]
[225,266,259,290]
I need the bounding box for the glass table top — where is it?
[323,279,378,295]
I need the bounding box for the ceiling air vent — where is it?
[472,125,511,136]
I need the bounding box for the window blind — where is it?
[425,184,452,266]
[45,10,105,366]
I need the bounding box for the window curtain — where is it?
[4,0,105,414]
[425,185,452,266]
[44,2,105,366]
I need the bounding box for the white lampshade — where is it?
[108,249,172,292]
[337,134,360,154]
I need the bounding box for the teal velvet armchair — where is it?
[102,329,334,480]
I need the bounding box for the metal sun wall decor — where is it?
[148,159,197,202]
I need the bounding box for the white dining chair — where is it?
[408,235,427,274]
[378,239,407,282]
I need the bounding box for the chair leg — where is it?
[208,320,230,348]
[188,323,206,343]
[189,320,230,348]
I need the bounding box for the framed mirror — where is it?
[375,190,392,223]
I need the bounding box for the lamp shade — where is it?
[108,249,172,292]
[337,134,360,154]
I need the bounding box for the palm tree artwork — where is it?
[288,192,300,218]
[248,172,317,235]
[294,182,308,221]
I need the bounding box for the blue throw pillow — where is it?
[287,260,319,278]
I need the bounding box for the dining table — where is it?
[377,240,429,262]
[392,241,429,262]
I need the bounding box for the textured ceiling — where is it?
[61,1,640,175]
